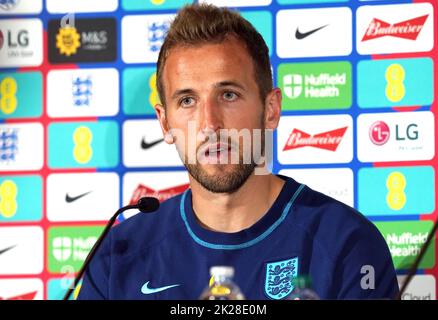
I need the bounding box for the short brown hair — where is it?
[156,3,272,106]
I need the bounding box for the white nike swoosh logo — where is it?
[141,281,180,295]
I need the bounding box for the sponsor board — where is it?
[0,122,44,171]
[0,226,43,275]
[47,225,104,274]
[356,3,434,55]
[122,14,173,64]
[277,7,352,58]
[357,111,434,163]
[48,18,117,63]
[357,58,434,109]
[375,221,435,270]
[0,72,42,119]
[47,68,119,118]
[358,166,434,216]
[278,61,352,110]
[277,114,353,164]
[279,168,354,207]
[0,18,43,67]
[47,172,119,222]
[48,121,119,169]
[0,175,42,222]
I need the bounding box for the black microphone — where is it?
[396,215,438,300]
[63,197,160,300]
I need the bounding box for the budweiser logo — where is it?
[129,183,190,204]
[362,15,428,41]
[283,127,348,151]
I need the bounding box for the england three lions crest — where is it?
[264,257,298,300]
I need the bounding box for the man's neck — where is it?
[190,172,285,233]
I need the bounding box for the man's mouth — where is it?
[198,142,234,163]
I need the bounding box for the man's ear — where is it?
[264,88,282,130]
[154,104,174,144]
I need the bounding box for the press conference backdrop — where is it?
[0,0,436,300]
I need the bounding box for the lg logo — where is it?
[369,121,418,146]
[8,30,29,47]
[396,124,419,141]
[0,29,29,50]
[369,121,389,145]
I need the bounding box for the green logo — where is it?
[48,226,104,274]
[278,61,352,111]
[375,221,435,270]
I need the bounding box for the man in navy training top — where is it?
[78,3,399,300]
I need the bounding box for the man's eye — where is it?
[180,97,194,107]
[223,92,238,101]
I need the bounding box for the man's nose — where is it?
[199,96,223,133]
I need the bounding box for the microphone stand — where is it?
[63,198,159,300]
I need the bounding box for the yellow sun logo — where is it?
[56,26,81,56]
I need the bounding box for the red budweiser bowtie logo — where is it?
[362,15,428,41]
[283,127,348,152]
[129,183,190,204]
[0,291,38,300]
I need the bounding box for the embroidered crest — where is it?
[264,257,298,300]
